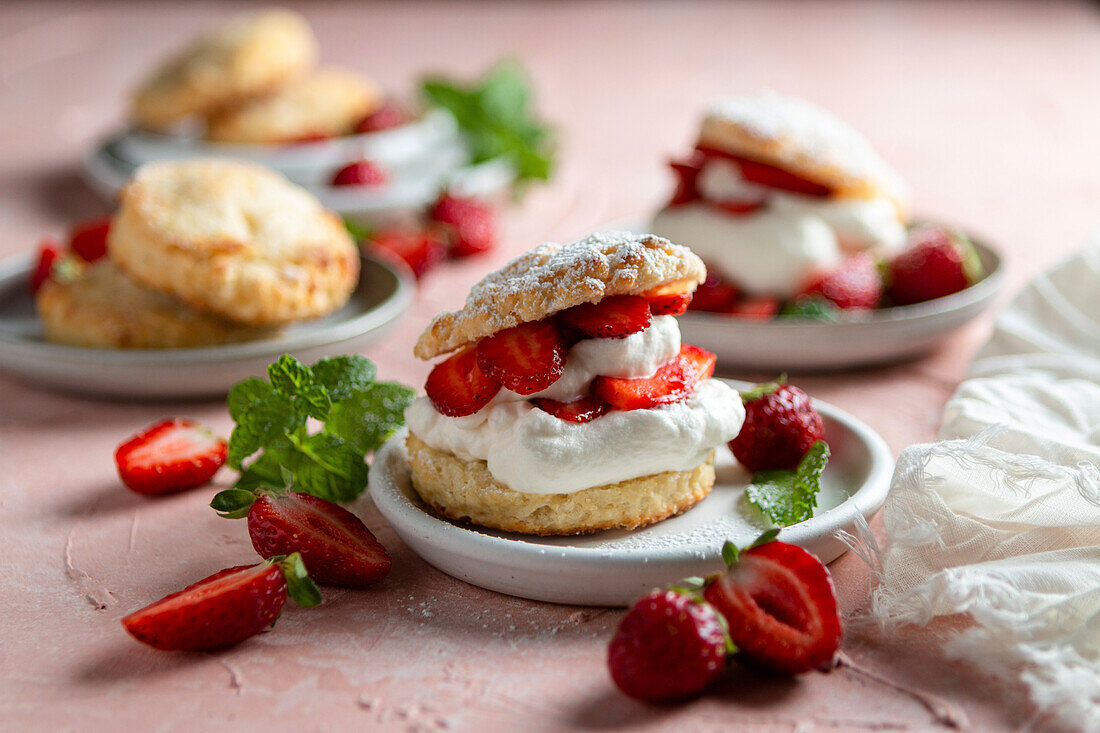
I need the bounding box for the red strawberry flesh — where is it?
[888,227,975,305]
[370,227,446,279]
[69,217,111,262]
[690,271,741,313]
[647,291,692,316]
[115,418,227,496]
[355,102,408,133]
[725,295,780,320]
[248,492,391,588]
[558,295,652,339]
[122,562,287,651]
[532,395,609,423]
[704,541,841,674]
[30,238,62,293]
[592,344,715,411]
[697,146,833,197]
[608,589,728,701]
[332,159,388,187]
[429,193,498,259]
[476,320,566,395]
[799,253,882,310]
[425,346,502,417]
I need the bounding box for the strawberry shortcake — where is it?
[652,92,909,307]
[405,232,746,535]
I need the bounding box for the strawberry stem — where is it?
[274,553,322,608]
[739,375,787,403]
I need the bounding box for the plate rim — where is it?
[0,251,415,367]
[367,380,894,571]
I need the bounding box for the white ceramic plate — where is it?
[0,253,414,399]
[605,219,1005,371]
[82,108,517,221]
[366,383,893,607]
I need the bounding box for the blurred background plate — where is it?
[366,386,892,607]
[0,252,414,400]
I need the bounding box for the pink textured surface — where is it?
[1,1,1097,731]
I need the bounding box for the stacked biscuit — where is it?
[36,160,360,348]
[131,8,382,144]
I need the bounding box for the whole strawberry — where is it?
[122,553,320,651]
[798,252,882,310]
[704,534,841,674]
[429,192,498,258]
[607,589,729,702]
[729,379,824,472]
[888,226,981,305]
[211,488,392,588]
[331,159,388,187]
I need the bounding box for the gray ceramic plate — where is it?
[0,252,413,400]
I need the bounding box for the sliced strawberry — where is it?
[115,418,227,496]
[247,491,390,588]
[798,253,882,310]
[355,102,408,134]
[725,296,780,320]
[704,539,841,674]
[558,295,652,339]
[122,553,320,651]
[69,217,111,262]
[715,199,766,216]
[30,238,62,293]
[592,344,715,411]
[697,146,832,197]
[331,159,388,187]
[532,395,609,423]
[690,271,741,313]
[429,193,498,259]
[476,320,566,395]
[370,227,446,279]
[668,151,706,206]
[647,291,692,316]
[425,346,502,417]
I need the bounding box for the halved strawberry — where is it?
[122,553,320,651]
[429,193,498,259]
[425,346,502,417]
[532,395,609,423]
[69,217,111,262]
[115,418,228,496]
[647,291,692,316]
[476,320,566,395]
[690,271,741,313]
[29,238,62,293]
[331,159,388,187]
[725,296,780,320]
[798,253,882,310]
[212,489,391,588]
[704,538,841,674]
[355,102,408,134]
[370,227,447,279]
[668,151,706,206]
[592,344,715,411]
[697,146,832,198]
[558,295,651,339]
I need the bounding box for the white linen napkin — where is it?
[851,242,1100,732]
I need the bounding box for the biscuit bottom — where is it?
[406,432,716,536]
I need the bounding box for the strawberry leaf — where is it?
[745,441,830,526]
[739,375,787,403]
[210,488,258,519]
[276,553,322,608]
[721,540,740,567]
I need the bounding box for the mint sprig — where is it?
[421,62,555,186]
[227,355,414,503]
[779,296,840,322]
[745,441,831,527]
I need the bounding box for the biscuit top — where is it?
[114,159,353,263]
[699,92,908,211]
[414,232,705,360]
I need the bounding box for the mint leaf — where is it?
[421,61,555,186]
[745,441,831,526]
[779,296,839,322]
[268,355,330,421]
[312,355,377,403]
[326,382,415,454]
[227,388,303,469]
[286,433,370,502]
[235,448,290,490]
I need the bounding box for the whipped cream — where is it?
[492,315,680,404]
[406,379,745,494]
[697,158,770,203]
[652,203,840,297]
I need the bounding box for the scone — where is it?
[132,8,318,131]
[652,92,910,299]
[108,159,360,326]
[205,68,382,143]
[404,232,746,535]
[36,260,276,349]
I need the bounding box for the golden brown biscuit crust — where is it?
[205,68,382,143]
[699,93,909,216]
[406,433,715,536]
[108,159,359,326]
[414,232,705,360]
[132,8,318,130]
[35,260,277,349]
